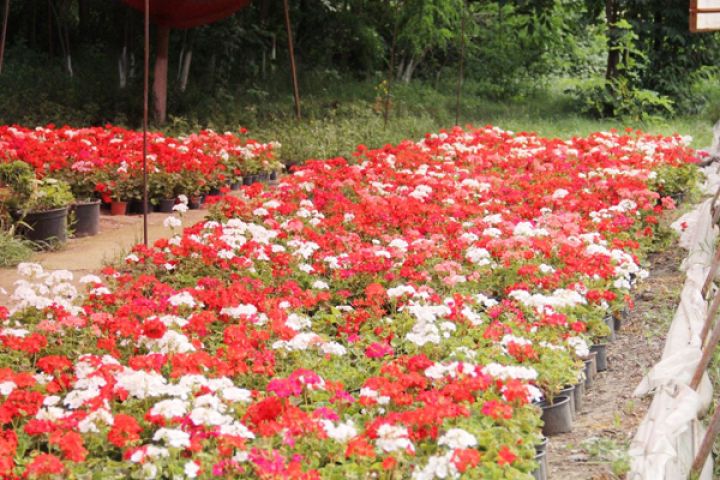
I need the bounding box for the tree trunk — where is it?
[605,0,620,83]
[180,48,192,92]
[603,0,620,116]
[119,46,128,89]
[153,25,170,125]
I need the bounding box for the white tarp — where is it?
[629,166,720,479]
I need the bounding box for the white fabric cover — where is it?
[629,189,719,479]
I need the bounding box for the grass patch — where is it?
[0,230,33,268]
[162,76,715,165]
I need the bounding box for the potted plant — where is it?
[20,178,74,246]
[149,171,179,213]
[178,170,205,210]
[58,167,102,237]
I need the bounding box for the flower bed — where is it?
[0,126,698,479]
[0,125,280,203]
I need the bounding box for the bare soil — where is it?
[547,244,686,479]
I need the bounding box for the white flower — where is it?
[221,387,252,403]
[164,215,182,229]
[312,280,329,290]
[153,428,191,448]
[183,461,200,478]
[150,399,188,419]
[79,274,102,284]
[173,203,188,213]
[438,428,477,449]
[320,419,357,442]
[552,188,569,199]
[376,423,414,453]
[412,452,458,480]
[0,381,16,396]
[168,291,197,308]
[221,304,257,318]
[218,421,255,439]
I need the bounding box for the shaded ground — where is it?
[547,244,686,479]
[0,206,210,302]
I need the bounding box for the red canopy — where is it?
[122,0,251,28]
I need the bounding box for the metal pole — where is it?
[142,0,149,246]
[454,0,466,125]
[0,0,10,75]
[282,0,301,120]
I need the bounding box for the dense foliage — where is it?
[1,0,719,127]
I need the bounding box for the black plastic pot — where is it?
[270,170,279,181]
[71,200,100,237]
[559,385,576,419]
[208,187,221,196]
[128,198,151,215]
[539,395,573,436]
[533,448,548,480]
[157,198,176,213]
[584,352,598,389]
[573,380,585,414]
[188,196,202,210]
[590,343,608,372]
[604,315,616,342]
[19,206,68,245]
[230,180,242,191]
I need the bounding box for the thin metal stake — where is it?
[142,0,149,246]
[0,0,10,74]
[282,0,301,120]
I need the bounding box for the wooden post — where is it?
[690,301,720,390]
[699,289,720,348]
[142,0,149,247]
[701,244,720,299]
[282,0,301,120]
[153,25,170,124]
[454,0,466,125]
[0,0,9,75]
[690,403,720,477]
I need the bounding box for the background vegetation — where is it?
[0,0,719,162]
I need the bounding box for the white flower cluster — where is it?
[402,303,455,346]
[508,288,586,311]
[465,247,492,266]
[9,263,82,315]
[376,423,414,453]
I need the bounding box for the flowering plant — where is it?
[0,125,698,479]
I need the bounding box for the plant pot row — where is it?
[531,313,624,479]
[108,195,207,216]
[17,199,101,246]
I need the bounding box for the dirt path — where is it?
[0,207,210,302]
[547,245,686,479]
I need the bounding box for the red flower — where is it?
[142,318,167,339]
[452,448,481,473]
[497,445,517,466]
[108,414,142,448]
[23,453,65,478]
